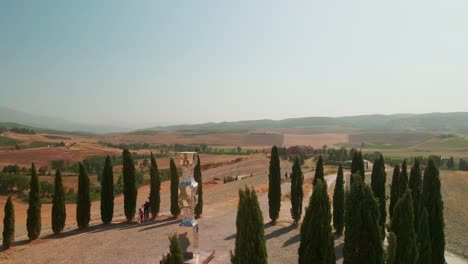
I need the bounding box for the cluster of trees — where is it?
[3,149,205,250]
[232,146,446,264]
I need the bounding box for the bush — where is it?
[0,173,30,193]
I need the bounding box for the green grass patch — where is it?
[0,136,22,147]
[417,137,468,149]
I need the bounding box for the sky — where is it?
[1,0,467,128]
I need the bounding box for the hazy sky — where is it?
[1,0,467,127]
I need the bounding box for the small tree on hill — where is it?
[333,165,345,235]
[268,145,281,223]
[194,156,203,218]
[160,233,184,264]
[2,196,14,249]
[231,187,267,264]
[77,163,91,228]
[422,159,445,264]
[299,180,335,264]
[313,155,324,186]
[123,149,137,222]
[149,153,161,219]
[409,158,422,231]
[27,163,41,240]
[389,165,400,220]
[52,168,66,233]
[170,158,180,217]
[391,189,418,263]
[100,156,114,224]
[290,157,304,225]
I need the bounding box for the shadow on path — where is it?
[0,239,30,252]
[282,233,300,247]
[335,242,344,261]
[265,224,296,240]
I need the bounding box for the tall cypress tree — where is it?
[194,156,203,218]
[389,165,400,220]
[52,168,66,234]
[27,163,41,240]
[149,153,161,219]
[421,159,445,264]
[386,232,397,264]
[231,187,267,264]
[358,151,365,181]
[100,156,114,224]
[351,151,365,184]
[290,157,304,225]
[123,149,137,222]
[299,180,335,264]
[409,158,423,231]
[391,189,418,264]
[313,155,324,186]
[268,145,281,223]
[76,163,91,228]
[371,155,386,237]
[398,160,409,198]
[333,165,345,235]
[417,208,432,264]
[343,174,383,264]
[160,233,184,264]
[170,158,180,217]
[3,196,14,249]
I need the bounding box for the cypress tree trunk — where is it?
[27,163,41,240]
[123,149,137,222]
[409,158,423,232]
[290,157,304,225]
[100,156,114,224]
[149,153,161,219]
[417,208,432,264]
[389,165,400,220]
[2,196,15,249]
[313,155,324,186]
[268,145,281,223]
[231,187,267,264]
[333,165,345,235]
[398,160,409,198]
[160,233,184,264]
[344,174,383,264]
[386,232,397,264]
[76,163,91,228]
[421,159,445,264]
[170,158,180,217]
[298,180,335,264]
[370,155,386,238]
[391,189,418,264]
[194,156,203,218]
[52,168,66,234]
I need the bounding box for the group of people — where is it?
[138,201,151,224]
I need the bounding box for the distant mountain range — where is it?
[1,106,467,134]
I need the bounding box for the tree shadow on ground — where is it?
[138,218,179,232]
[0,239,30,252]
[282,233,300,247]
[335,242,344,261]
[265,224,296,240]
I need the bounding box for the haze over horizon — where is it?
[1,1,467,127]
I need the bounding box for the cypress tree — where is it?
[268,145,281,223]
[370,155,386,237]
[170,158,180,217]
[358,151,365,181]
[2,196,14,249]
[298,180,335,264]
[52,168,66,234]
[386,232,396,264]
[398,160,409,198]
[194,156,203,218]
[417,208,432,264]
[27,163,41,240]
[391,189,418,264]
[100,156,114,224]
[351,151,365,184]
[421,159,445,264]
[409,158,422,231]
[123,149,137,222]
[290,157,304,225]
[231,187,267,264]
[333,165,345,235]
[389,165,400,220]
[76,163,91,228]
[149,153,161,219]
[343,174,383,264]
[160,233,184,264]
[313,155,324,186]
